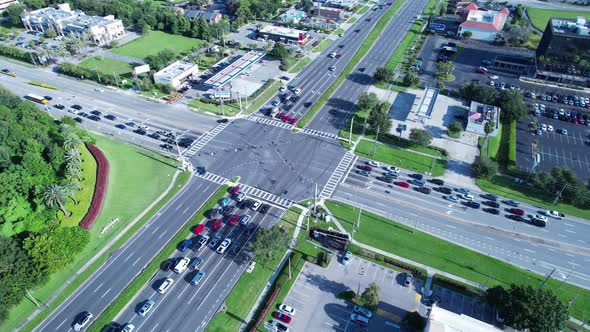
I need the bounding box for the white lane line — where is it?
[446,224,456,229]
[524,249,535,254]
[131,256,142,266]
[564,229,576,234]
[558,234,567,238]
[101,288,112,298]
[93,282,104,293]
[149,323,159,332]
[123,252,134,262]
[56,318,68,330]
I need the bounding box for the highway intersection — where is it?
[0,0,586,330]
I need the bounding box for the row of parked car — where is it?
[526,91,590,109]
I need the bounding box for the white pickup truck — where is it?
[544,210,565,219]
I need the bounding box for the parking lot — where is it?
[516,113,590,179]
[280,255,424,332]
[430,284,495,324]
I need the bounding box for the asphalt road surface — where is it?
[34,177,218,332]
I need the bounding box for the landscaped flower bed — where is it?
[79,143,109,230]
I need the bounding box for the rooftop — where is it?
[204,51,266,89]
[259,25,306,38]
[426,305,506,332]
[466,101,500,137]
[183,10,220,21]
[22,3,119,28]
[154,60,198,80]
[551,16,590,36]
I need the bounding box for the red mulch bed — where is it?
[79,143,109,230]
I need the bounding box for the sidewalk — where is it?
[19,171,183,330]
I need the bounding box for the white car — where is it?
[73,312,93,331]
[294,88,301,95]
[157,277,174,294]
[533,214,548,222]
[489,75,499,80]
[530,93,536,99]
[444,195,459,202]
[368,160,380,167]
[545,210,565,219]
[329,66,336,71]
[329,52,336,58]
[216,238,232,254]
[541,123,547,131]
[95,88,104,92]
[251,200,261,211]
[279,86,286,92]
[387,166,400,173]
[121,323,135,332]
[547,125,554,132]
[279,304,296,316]
[457,193,474,201]
[489,81,495,87]
[173,257,190,273]
[246,261,256,273]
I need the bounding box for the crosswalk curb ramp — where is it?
[182,122,230,158]
[320,151,357,198]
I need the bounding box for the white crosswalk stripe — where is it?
[300,128,339,140]
[320,151,357,198]
[239,184,295,209]
[194,172,228,185]
[182,122,230,158]
[246,115,293,129]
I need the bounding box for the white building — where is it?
[426,305,514,332]
[0,0,19,12]
[20,3,125,45]
[153,60,198,89]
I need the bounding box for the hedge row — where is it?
[0,45,37,65]
[79,143,109,230]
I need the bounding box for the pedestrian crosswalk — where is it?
[300,128,339,140]
[182,122,230,158]
[320,151,357,198]
[245,115,293,129]
[239,184,295,209]
[194,172,228,185]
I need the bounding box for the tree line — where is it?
[0,87,91,323]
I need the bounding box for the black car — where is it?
[74,117,84,123]
[160,144,173,151]
[437,186,452,194]
[90,110,102,116]
[259,204,270,214]
[104,114,116,120]
[280,76,290,81]
[481,193,498,201]
[125,122,136,127]
[242,199,254,209]
[71,104,83,110]
[88,115,101,121]
[161,259,175,271]
[428,179,444,186]
[463,201,480,209]
[483,201,500,208]
[408,179,425,187]
[223,206,235,217]
[148,133,161,140]
[54,103,65,110]
[133,129,146,135]
[178,137,195,147]
[115,124,126,130]
[527,218,546,228]
[217,119,229,123]
[502,200,519,207]
[377,176,395,183]
[291,96,300,103]
[207,208,219,219]
[415,187,431,194]
[507,215,525,222]
[303,102,312,108]
[483,208,500,215]
[44,96,53,101]
[78,112,89,117]
[194,166,206,175]
[409,173,424,180]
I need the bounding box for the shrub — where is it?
[79,144,109,230]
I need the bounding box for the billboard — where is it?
[132,64,150,76]
[428,23,446,32]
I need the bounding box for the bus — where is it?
[25,93,48,104]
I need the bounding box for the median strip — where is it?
[296,0,408,128]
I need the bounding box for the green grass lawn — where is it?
[312,38,332,53]
[527,7,590,31]
[245,80,282,114]
[206,207,302,332]
[355,139,446,176]
[288,57,311,73]
[485,122,503,160]
[79,57,136,76]
[334,28,345,35]
[347,17,358,24]
[59,144,97,227]
[188,98,241,116]
[3,135,182,332]
[0,22,24,37]
[112,31,202,59]
[385,19,424,71]
[324,201,590,321]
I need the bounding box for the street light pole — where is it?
[539,267,556,289]
[552,182,569,206]
[349,116,354,145]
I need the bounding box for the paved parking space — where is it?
[280,255,424,332]
[430,284,495,324]
[516,115,590,179]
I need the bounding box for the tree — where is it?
[462,31,472,39]
[268,42,291,59]
[357,92,379,111]
[361,282,380,308]
[373,66,393,84]
[498,89,526,123]
[140,23,151,35]
[197,17,211,41]
[44,28,57,39]
[63,181,80,204]
[300,0,313,13]
[43,184,70,217]
[472,157,498,179]
[460,82,497,104]
[5,3,26,26]
[484,120,495,139]
[486,284,568,332]
[403,72,420,87]
[409,128,432,147]
[250,226,289,266]
[24,226,90,274]
[367,102,392,133]
[436,61,454,74]
[23,0,46,9]
[448,121,463,133]
[235,0,252,26]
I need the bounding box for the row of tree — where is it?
[460,82,527,124]
[530,167,590,208]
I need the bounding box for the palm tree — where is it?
[59,123,73,135]
[64,133,82,150]
[65,148,81,164]
[43,184,71,217]
[65,164,82,181]
[66,160,81,175]
[63,181,80,204]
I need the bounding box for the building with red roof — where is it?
[458,3,509,41]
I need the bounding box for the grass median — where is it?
[89,184,229,331]
[28,81,61,90]
[312,39,332,53]
[297,0,408,128]
[288,57,311,73]
[324,200,590,320]
[205,207,302,332]
[13,136,187,332]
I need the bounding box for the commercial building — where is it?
[466,101,500,137]
[425,305,509,332]
[153,60,199,89]
[458,3,508,41]
[183,10,222,24]
[311,6,345,21]
[257,25,310,45]
[20,3,125,45]
[317,0,357,10]
[0,0,18,12]
[204,50,265,89]
[279,9,306,24]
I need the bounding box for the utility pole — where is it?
[372,125,380,157]
[288,256,292,280]
[356,204,362,233]
[95,65,101,84]
[552,182,569,206]
[25,289,40,307]
[539,267,556,289]
[349,116,354,145]
[113,71,119,87]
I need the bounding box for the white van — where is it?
[157,278,174,294]
[173,257,190,273]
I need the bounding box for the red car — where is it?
[509,208,525,216]
[273,311,292,324]
[277,112,285,119]
[283,114,291,123]
[193,224,206,235]
[212,219,223,230]
[230,185,240,195]
[228,214,240,225]
[223,206,235,217]
[357,165,372,171]
[289,117,298,125]
[394,181,410,188]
